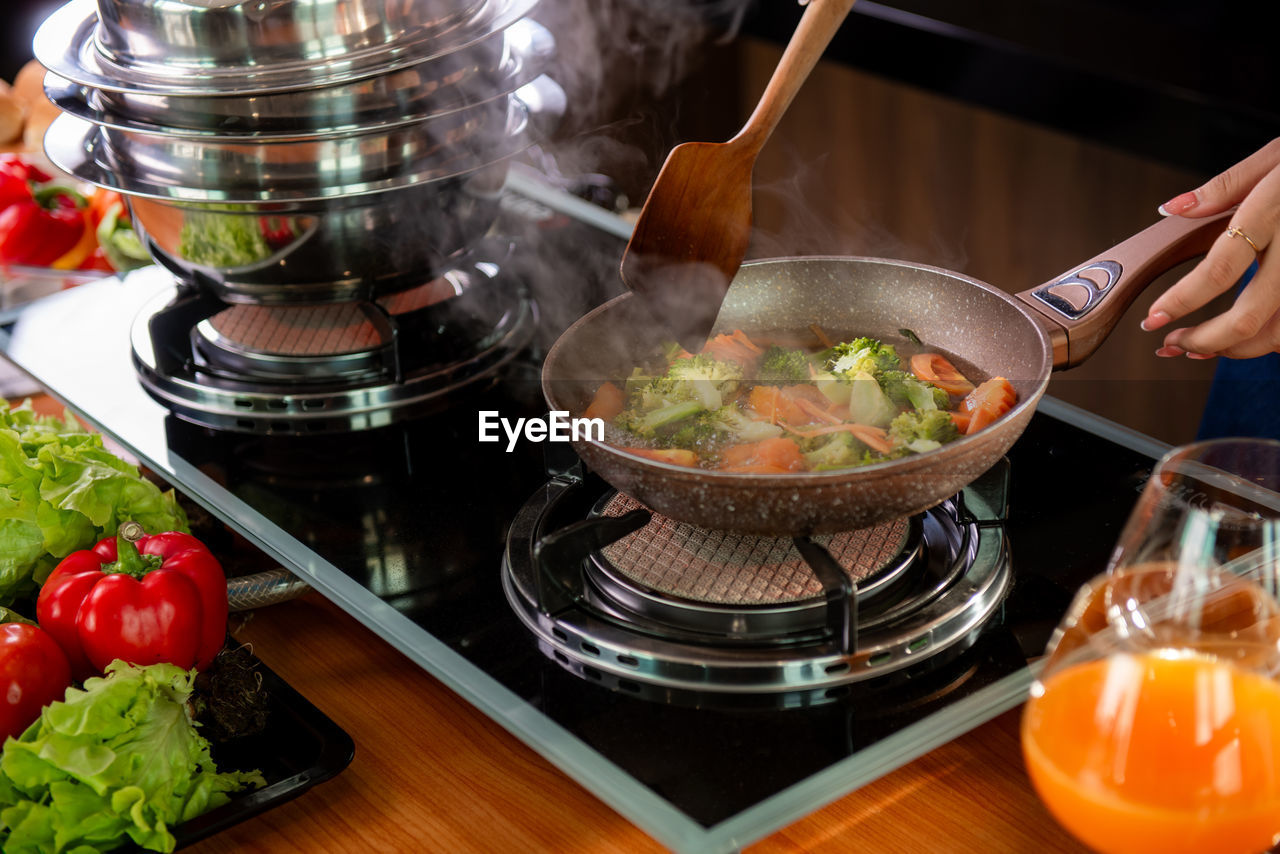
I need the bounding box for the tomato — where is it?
[0,622,72,742]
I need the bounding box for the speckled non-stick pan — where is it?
[542,210,1233,535]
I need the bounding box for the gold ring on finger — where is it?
[1226,225,1263,258]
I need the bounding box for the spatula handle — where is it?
[733,0,857,152]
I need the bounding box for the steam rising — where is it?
[532,0,752,185]
[538,0,751,127]
[491,0,755,342]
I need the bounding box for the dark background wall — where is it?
[9,0,1274,170]
[1,1,60,81]
[742,0,1280,176]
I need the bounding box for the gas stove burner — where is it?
[192,273,469,380]
[503,471,1012,703]
[587,492,922,636]
[128,257,534,434]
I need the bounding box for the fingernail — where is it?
[1157,191,1199,217]
[1156,345,1185,358]
[1141,310,1172,331]
[1186,352,1216,360]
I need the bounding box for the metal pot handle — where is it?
[1015,209,1235,369]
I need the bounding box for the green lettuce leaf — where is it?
[0,401,188,604]
[0,661,265,854]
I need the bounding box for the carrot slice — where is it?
[781,422,894,455]
[626,448,700,467]
[728,328,764,354]
[702,333,759,367]
[748,385,780,423]
[786,384,833,406]
[959,377,1017,435]
[719,437,805,472]
[583,382,625,421]
[793,396,844,425]
[910,353,976,396]
[753,385,832,425]
[747,385,812,425]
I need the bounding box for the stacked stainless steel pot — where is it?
[34,0,563,303]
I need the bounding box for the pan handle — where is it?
[1013,209,1235,369]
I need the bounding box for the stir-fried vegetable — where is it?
[590,330,1018,472]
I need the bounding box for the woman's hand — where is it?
[1142,138,1280,359]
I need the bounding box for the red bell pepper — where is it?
[36,525,228,678]
[0,167,32,211]
[0,153,51,209]
[77,245,117,272]
[259,215,296,248]
[0,184,88,266]
[0,621,72,742]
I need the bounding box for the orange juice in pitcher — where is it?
[1022,438,1280,854]
[1023,649,1280,854]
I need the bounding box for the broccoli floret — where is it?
[889,409,961,454]
[634,375,683,411]
[826,337,901,377]
[803,430,865,471]
[655,404,783,452]
[666,354,744,386]
[757,345,811,384]
[877,370,916,408]
[667,414,723,450]
[802,432,872,470]
[664,354,745,409]
[618,355,745,438]
[628,354,741,411]
[878,370,951,412]
[617,399,705,438]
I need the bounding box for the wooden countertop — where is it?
[193,592,1089,854]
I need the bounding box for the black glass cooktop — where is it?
[0,199,1169,853]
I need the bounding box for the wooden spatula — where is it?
[619,0,857,353]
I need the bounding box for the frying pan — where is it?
[542,210,1233,535]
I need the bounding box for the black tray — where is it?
[154,647,354,849]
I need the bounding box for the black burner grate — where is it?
[599,492,908,605]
